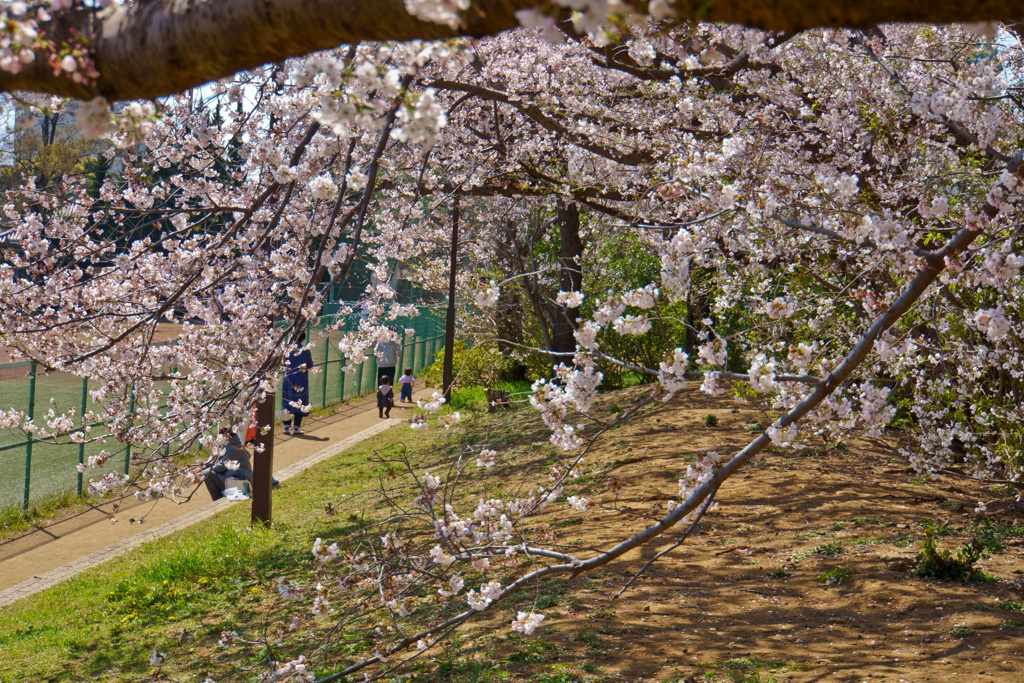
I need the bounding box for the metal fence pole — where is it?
[321,339,329,409]
[415,317,424,374]
[339,358,346,401]
[77,376,87,496]
[398,327,407,377]
[356,358,364,397]
[420,317,428,373]
[22,361,37,510]
[124,383,135,475]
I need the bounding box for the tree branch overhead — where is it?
[3,0,1024,100]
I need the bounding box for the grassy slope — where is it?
[0,425,444,682]
[2,388,1023,683]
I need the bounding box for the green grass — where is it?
[443,380,534,413]
[701,656,810,682]
[0,424,443,682]
[816,567,854,585]
[891,531,915,547]
[507,638,559,663]
[0,393,562,683]
[0,519,284,681]
[0,489,89,540]
[793,529,821,539]
[948,625,977,638]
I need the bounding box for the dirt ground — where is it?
[0,323,184,372]
[466,388,1024,683]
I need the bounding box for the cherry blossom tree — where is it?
[0,41,462,499]
[4,2,1024,679]
[270,21,1024,679]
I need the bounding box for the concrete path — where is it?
[0,392,424,609]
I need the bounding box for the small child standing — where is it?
[377,375,394,418]
[398,368,415,403]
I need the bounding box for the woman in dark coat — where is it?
[282,332,314,434]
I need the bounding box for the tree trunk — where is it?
[493,219,524,352]
[442,197,459,399]
[550,201,582,369]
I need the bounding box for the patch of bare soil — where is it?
[468,388,1024,683]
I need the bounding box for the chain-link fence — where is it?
[0,306,446,511]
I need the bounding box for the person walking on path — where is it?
[377,376,394,419]
[374,328,401,385]
[398,368,415,403]
[283,332,313,435]
[204,427,253,501]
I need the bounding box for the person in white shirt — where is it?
[374,329,401,385]
[398,368,415,402]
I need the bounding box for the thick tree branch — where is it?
[4,1,1024,100]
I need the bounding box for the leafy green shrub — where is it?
[583,231,690,388]
[420,339,514,388]
[914,531,997,583]
[704,414,719,428]
[918,518,956,537]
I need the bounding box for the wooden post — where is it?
[251,391,275,525]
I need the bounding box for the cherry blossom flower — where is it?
[511,611,546,635]
[556,290,584,307]
[765,297,796,320]
[404,0,470,29]
[474,280,500,308]
[312,537,339,564]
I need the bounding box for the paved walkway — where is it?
[0,392,424,609]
